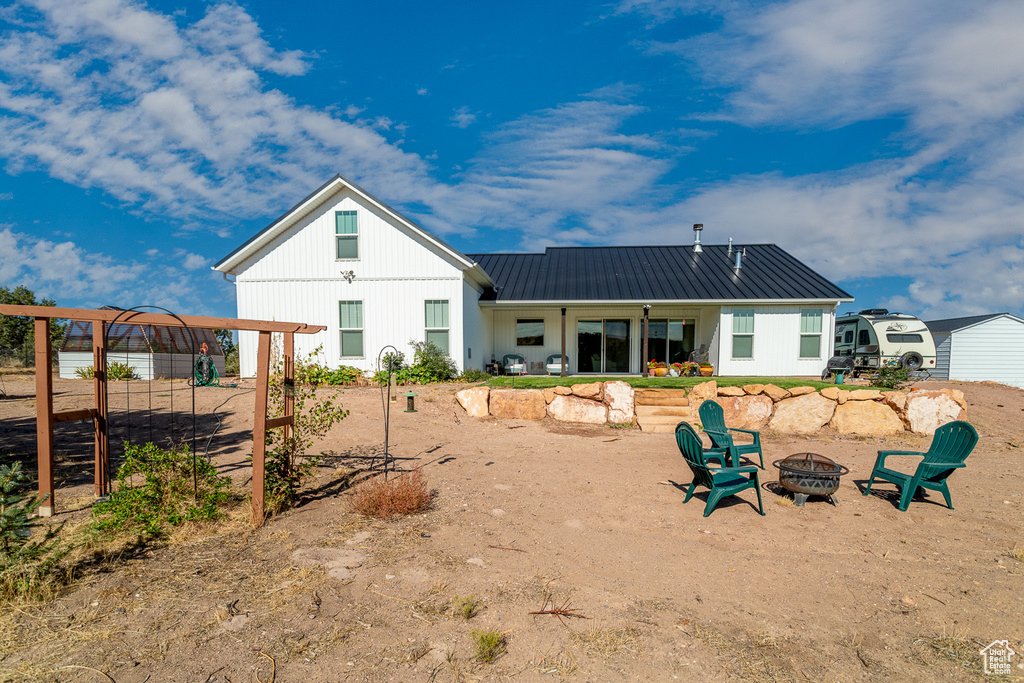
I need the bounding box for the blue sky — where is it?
[1,0,1023,322]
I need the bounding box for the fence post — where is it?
[34,318,55,516]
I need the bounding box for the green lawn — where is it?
[484,376,834,390]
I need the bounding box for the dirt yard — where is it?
[0,374,1022,682]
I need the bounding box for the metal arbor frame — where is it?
[0,304,325,525]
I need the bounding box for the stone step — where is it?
[635,405,691,417]
[635,396,690,406]
[635,413,690,425]
[637,416,699,433]
[635,388,688,399]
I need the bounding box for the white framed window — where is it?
[335,210,358,259]
[339,300,363,358]
[732,309,754,359]
[799,309,822,358]
[425,300,449,354]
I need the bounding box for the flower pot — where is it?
[653,367,668,377]
[699,367,713,377]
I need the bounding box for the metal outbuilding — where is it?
[924,313,1024,388]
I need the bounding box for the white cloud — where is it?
[416,87,428,96]
[180,252,208,270]
[0,227,227,313]
[0,192,11,200]
[450,106,477,129]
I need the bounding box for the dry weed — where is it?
[1008,545,1024,562]
[534,650,578,676]
[914,630,983,671]
[774,495,794,508]
[570,626,642,658]
[350,470,434,519]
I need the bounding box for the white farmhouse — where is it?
[214,175,853,378]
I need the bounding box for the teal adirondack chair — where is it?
[863,420,978,511]
[675,422,765,517]
[698,399,765,469]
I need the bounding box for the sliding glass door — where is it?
[577,319,632,373]
[643,319,695,366]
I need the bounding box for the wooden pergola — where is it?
[0,305,325,525]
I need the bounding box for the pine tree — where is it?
[0,462,67,577]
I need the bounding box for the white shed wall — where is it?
[717,306,831,377]
[933,333,951,380]
[58,352,224,380]
[947,317,1024,388]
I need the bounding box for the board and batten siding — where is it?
[947,317,1024,388]
[236,278,468,377]
[233,187,473,377]
[717,306,831,377]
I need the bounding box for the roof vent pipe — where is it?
[734,248,743,272]
[692,223,703,253]
[727,238,733,255]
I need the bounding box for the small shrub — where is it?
[0,462,69,601]
[107,361,138,381]
[1010,545,1024,562]
[350,470,433,519]
[453,594,481,620]
[870,360,909,390]
[74,366,96,379]
[408,340,458,383]
[459,369,490,383]
[91,442,230,538]
[471,629,507,663]
[224,347,239,375]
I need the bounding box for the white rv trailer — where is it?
[831,309,937,377]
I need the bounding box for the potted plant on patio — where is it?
[699,362,714,377]
[681,361,700,377]
[648,359,668,377]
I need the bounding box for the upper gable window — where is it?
[336,211,358,259]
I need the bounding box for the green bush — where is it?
[224,346,240,375]
[459,368,490,383]
[0,462,69,600]
[408,340,458,383]
[107,361,138,381]
[91,443,231,538]
[74,366,96,379]
[870,360,909,390]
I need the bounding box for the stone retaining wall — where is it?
[455,381,967,436]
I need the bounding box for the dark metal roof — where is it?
[466,244,852,302]
[925,313,1011,334]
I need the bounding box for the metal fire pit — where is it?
[772,453,850,506]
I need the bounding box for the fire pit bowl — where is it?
[772,453,849,506]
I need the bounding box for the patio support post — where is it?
[560,308,567,376]
[34,318,54,517]
[252,330,272,526]
[92,321,109,497]
[642,305,650,377]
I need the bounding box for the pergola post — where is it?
[34,318,54,517]
[283,332,294,443]
[560,308,567,377]
[252,330,272,525]
[93,322,109,497]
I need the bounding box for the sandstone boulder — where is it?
[829,401,904,435]
[547,395,608,424]
[688,381,717,417]
[554,385,573,395]
[603,381,635,424]
[940,388,968,411]
[768,393,836,434]
[848,389,883,401]
[881,391,907,413]
[762,384,790,402]
[717,395,774,430]
[836,389,850,405]
[743,384,765,395]
[571,382,603,400]
[788,386,815,397]
[489,389,547,420]
[904,391,965,434]
[820,386,841,401]
[542,388,558,404]
[717,386,745,397]
[455,387,490,418]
